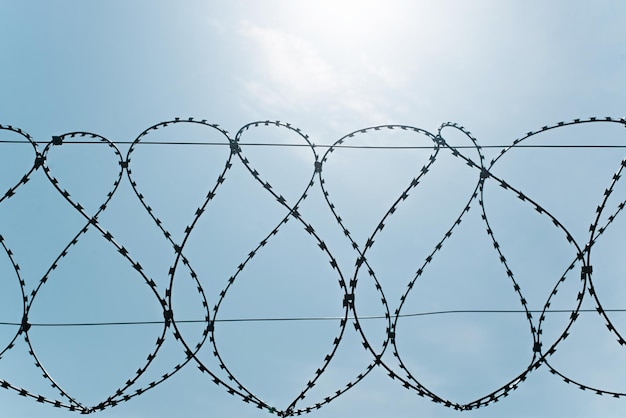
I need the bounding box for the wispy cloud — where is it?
[236,20,405,128]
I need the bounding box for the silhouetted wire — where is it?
[2,139,626,149]
[0,309,624,327]
[2,116,626,414]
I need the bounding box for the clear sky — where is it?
[1,1,626,417]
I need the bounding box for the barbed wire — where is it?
[0,116,625,415]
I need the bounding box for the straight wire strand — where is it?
[3,139,626,149]
[2,308,625,327]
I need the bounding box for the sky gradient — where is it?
[1,1,626,417]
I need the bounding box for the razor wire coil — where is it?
[0,116,625,415]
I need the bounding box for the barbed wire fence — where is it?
[0,117,625,415]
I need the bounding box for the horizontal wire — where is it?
[2,139,626,149]
[1,309,624,327]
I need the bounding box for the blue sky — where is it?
[1,1,626,417]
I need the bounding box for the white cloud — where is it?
[239,21,339,98]
[236,20,408,126]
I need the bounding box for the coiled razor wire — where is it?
[0,117,624,415]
